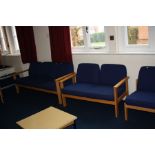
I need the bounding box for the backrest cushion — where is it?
[41,62,57,79]
[138,66,155,92]
[77,63,100,84]
[29,62,44,77]
[42,62,74,79]
[100,64,127,86]
[58,63,74,76]
[29,62,74,80]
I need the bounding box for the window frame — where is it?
[71,26,109,54]
[0,26,20,56]
[117,26,155,54]
[0,27,10,55]
[125,26,150,47]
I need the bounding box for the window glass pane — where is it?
[11,26,20,51]
[70,26,84,47]
[128,26,148,45]
[0,27,8,51]
[89,26,105,48]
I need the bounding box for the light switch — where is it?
[110,35,114,40]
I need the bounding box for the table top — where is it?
[0,67,15,77]
[16,106,77,129]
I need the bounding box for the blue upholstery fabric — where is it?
[16,77,44,86]
[137,66,155,92]
[29,62,74,80]
[16,62,73,91]
[35,81,56,90]
[16,77,56,91]
[37,62,73,79]
[100,64,127,86]
[62,83,124,101]
[53,63,74,78]
[125,91,155,109]
[77,63,100,84]
[29,62,44,78]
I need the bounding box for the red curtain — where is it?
[49,26,72,63]
[16,26,37,63]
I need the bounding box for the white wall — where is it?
[33,26,51,62]
[1,55,29,72]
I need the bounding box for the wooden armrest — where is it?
[59,72,76,83]
[114,76,129,101]
[59,72,76,89]
[114,76,129,89]
[15,69,29,75]
[55,72,75,82]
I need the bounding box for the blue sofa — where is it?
[60,63,129,117]
[124,66,155,121]
[15,62,74,104]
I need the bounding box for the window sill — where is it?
[117,52,155,55]
[2,53,21,56]
[72,51,109,55]
[72,51,155,55]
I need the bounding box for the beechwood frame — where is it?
[15,70,74,104]
[124,79,155,121]
[59,72,129,118]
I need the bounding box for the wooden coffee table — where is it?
[16,107,77,129]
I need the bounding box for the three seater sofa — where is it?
[15,62,74,104]
[59,63,129,118]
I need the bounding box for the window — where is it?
[11,26,20,51]
[70,26,106,52]
[0,27,9,54]
[89,26,105,48]
[127,26,149,45]
[0,26,20,55]
[117,26,155,53]
[70,26,84,48]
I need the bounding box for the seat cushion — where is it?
[125,91,155,109]
[100,64,127,86]
[62,83,124,101]
[16,77,56,91]
[137,66,155,92]
[36,81,56,90]
[77,63,100,84]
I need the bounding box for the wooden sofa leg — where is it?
[114,103,119,118]
[124,103,128,121]
[56,81,62,105]
[57,93,62,105]
[0,90,4,103]
[16,85,20,94]
[62,95,67,107]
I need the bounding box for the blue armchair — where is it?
[124,66,155,121]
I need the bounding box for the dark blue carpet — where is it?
[0,87,155,129]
